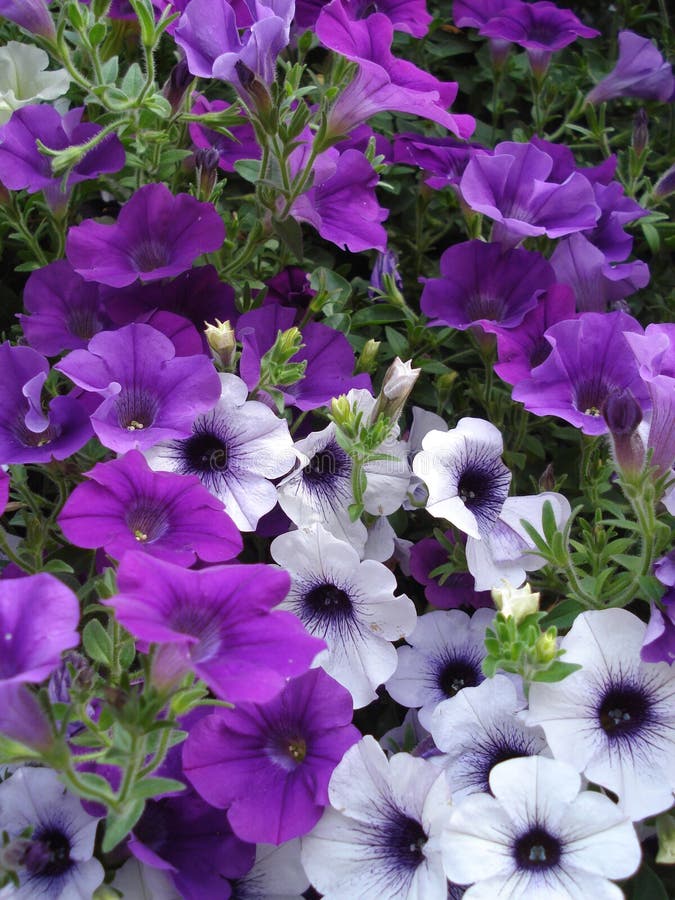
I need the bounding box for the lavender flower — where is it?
[296,0,432,37]
[421,241,555,332]
[0,0,55,39]
[55,323,221,453]
[189,94,261,173]
[107,552,324,702]
[459,140,600,248]
[58,450,242,566]
[641,589,675,665]
[586,30,675,105]
[183,668,360,844]
[65,183,225,288]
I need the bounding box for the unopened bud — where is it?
[204,319,236,368]
[371,357,420,425]
[369,250,402,299]
[195,147,220,200]
[603,389,646,475]
[356,339,380,374]
[163,58,193,114]
[535,627,558,664]
[492,581,540,623]
[538,463,555,492]
[654,162,675,199]
[656,813,675,865]
[234,60,273,121]
[632,109,649,156]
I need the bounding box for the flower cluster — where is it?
[0,0,672,897]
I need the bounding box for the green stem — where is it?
[0,528,35,573]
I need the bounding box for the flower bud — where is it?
[632,108,649,155]
[538,463,555,492]
[371,357,420,425]
[656,813,675,865]
[0,0,56,41]
[654,162,675,200]
[195,147,220,201]
[602,389,646,476]
[535,627,558,664]
[234,60,273,122]
[356,338,380,374]
[204,318,236,369]
[162,58,193,114]
[492,581,540,623]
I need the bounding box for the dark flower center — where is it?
[12,419,58,448]
[125,500,170,544]
[169,604,221,662]
[383,812,428,871]
[598,685,650,738]
[438,657,482,698]
[302,583,354,638]
[182,431,229,474]
[514,826,562,871]
[458,467,492,506]
[132,240,170,272]
[574,378,612,417]
[66,305,103,342]
[266,731,309,771]
[116,387,158,431]
[466,292,505,323]
[454,453,510,535]
[27,828,72,878]
[529,337,552,369]
[303,441,352,489]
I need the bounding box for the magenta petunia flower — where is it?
[66,183,225,288]
[0,105,125,212]
[511,310,650,435]
[18,260,112,356]
[0,572,80,685]
[55,323,221,454]
[0,342,93,465]
[290,146,388,252]
[58,450,242,566]
[317,0,474,139]
[480,1,599,75]
[183,667,360,844]
[586,30,675,105]
[493,283,576,387]
[460,140,600,248]
[237,304,371,410]
[0,0,55,39]
[106,552,324,702]
[421,240,555,332]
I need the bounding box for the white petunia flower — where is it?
[466,491,571,591]
[404,406,448,508]
[271,525,417,708]
[526,608,675,821]
[386,608,496,729]
[145,373,295,531]
[441,756,641,899]
[110,858,181,900]
[0,43,70,124]
[413,417,511,539]
[228,840,309,899]
[0,767,103,900]
[301,735,452,900]
[430,675,547,798]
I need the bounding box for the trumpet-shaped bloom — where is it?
[66,183,225,288]
[296,0,432,37]
[0,42,69,124]
[586,30,675,105]
[183,668,360,844]
[107,552,324,703]
[0,0,55,39]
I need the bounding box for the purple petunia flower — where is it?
[393,133,486,192]
[106,552,324,702]
[175,0,293,87]
[189,94,261,173]
[0,105,125,212]
[317,0,475,139]
[55,323,221,453]
[17,260,112,356]
[262,266,316,313]
[237,305,371,410]
[421,241,555,332]
[511,310,650,435]
[296,0,432,37]
[409,532,492,610]
[290,145,388,252]
[551,233,650,313]
[58,450,242,566]
[459,140,600,248]
[641,589,675,665]
[66,183,225,288]
[0,0,55,39]
[0,342,93,465]
[0,572,80,685]
[492,283,576,387]
[183,667,360,845]
[0,467,8,515]
[0,683,53,751]
[480,1,599,76]
[586,30,675,105]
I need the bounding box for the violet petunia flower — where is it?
[66,183,225,288]
[107,552,324,701]
[393,133,486,192]
[492,283,576,386]
[317,0,475,139]
[421,241,555,332]
[175,0,293,87]
[0,683,53,751]
[511,310,650,435]
[295,0,432,37]
[183,667,360,845]
[0,0,55,39]
[0,467,8,515]
[290,146,388,252]
[459,140,600,248]
[641,589,675,664]
[586,30,675,105]
[55,323,221,454]
[17,259,112,356]
[189,94,261,173]
[454,0,519,66]
[480,1,599,76]
[409,532,492,610]
[0,572,80,685]
[58,450,242,566]
[585,177,649,262]
[0,105,125,212]
[0,342,93,465]
[263,266,316,313]
[237,304,371,410]
[551,232,650,312]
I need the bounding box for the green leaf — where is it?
[76,772,115,802]
[42,559,75,574]
[100,56,119,84]
[542,599,585,630]
[82,619,113,666]
[384,326,408,358]
[143,93,173,119]
[130,777,186,801]
[89,21,107,45]
[102,800,145,853]
[121,63,144,99]
[272,216,304,260]
[541,499,557,542]
[233,159,262,184]
[531,662,582,683]
[118,639,136,670]
[626,863,669,900]
[352,305,405,327]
